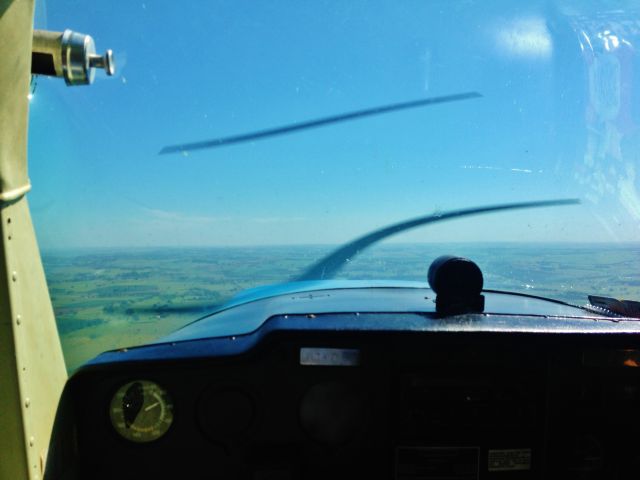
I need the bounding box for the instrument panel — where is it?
[51,321,640,480]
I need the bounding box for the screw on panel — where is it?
[25,397,30,408]
[11,271,17,282]
[16,314,21,325]
[29,436,34,447]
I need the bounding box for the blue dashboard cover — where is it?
[85,281,640,368]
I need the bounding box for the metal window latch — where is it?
[32,29,115,86]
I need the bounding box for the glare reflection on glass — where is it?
[495,17,552,59]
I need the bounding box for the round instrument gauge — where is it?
[109,380,174,443]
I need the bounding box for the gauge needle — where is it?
[144,402,160,412]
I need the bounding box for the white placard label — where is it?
[488,448,532,472]
[299,347,360,366]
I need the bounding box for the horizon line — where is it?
[40,240,640,252]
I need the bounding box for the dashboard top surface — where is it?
[82,283,640,369]
[157,281,626,344]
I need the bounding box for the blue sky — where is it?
[27,0,640,248]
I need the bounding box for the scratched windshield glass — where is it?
[29,1,640,370]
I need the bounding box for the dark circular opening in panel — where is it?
[299,381,365,446]
[197,387,255,443]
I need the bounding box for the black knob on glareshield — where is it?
[428,256,484,315]
[428,256,483,295]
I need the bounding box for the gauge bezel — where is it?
[109,379,174,443]
[196,379,263,445]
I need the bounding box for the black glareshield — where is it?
[428,255,485,316]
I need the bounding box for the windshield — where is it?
[29,1,640,371]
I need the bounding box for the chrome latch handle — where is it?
[32,29,116,86]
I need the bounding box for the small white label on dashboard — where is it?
[488,448,532,471]
[299,347,361,366]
